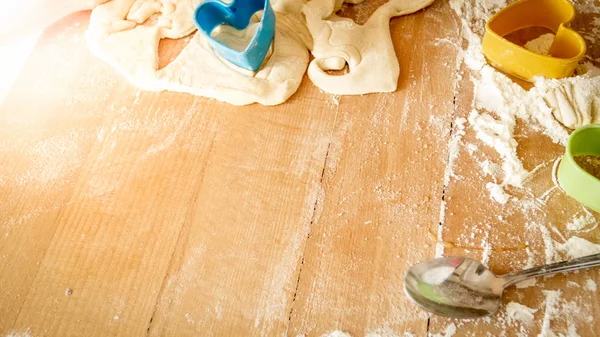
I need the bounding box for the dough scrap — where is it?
[536,66,600,129]
[87,0,312,105]
[303,0,435,95]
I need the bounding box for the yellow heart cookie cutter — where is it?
[482,0,587,82]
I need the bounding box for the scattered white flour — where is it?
[4,332,32,337]
[574,1,600,14]
[184,313,195,325]
[501,286,596,337]
[430,323,457,337]
[550,155,562,188]
[434,225,445,258]
[321,331,353,337]
[585,279,597,292]
[536,288,594,337]
[444,117,467,186]
[439,2,600,337]
[539,290,562,337]
[436,200,447,258]
[566,212,598,232]
[532,218,600,261]
[524,34,555,56]
[567,324,581,337]
[467,103,528,202]
[319,330,418,337]
[529,222,558,264]
[6,3,598,337]
[481,231,491,266]
[506,302,537,325]
[478,159,500,176]
[435,117,467,257]
[486,182,510,204]
[366,328,416,337]
[524,246,536,269]
[558,236,600,259]
[466,143,478,155]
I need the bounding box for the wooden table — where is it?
[1,1,599,336]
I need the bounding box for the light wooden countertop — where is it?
[1,2,599,336]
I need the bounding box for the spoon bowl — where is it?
[404,254,600,319]
[404,257,506,318]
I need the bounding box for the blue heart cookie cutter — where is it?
[194,0,275,72]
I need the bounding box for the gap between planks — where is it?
[144,134,217,336]
[285,100,340,335]
[427,91,460,337]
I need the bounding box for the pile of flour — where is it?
[449,0,600,204]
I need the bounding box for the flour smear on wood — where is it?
[434,0,600,336]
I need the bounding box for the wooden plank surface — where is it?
[289,2,459,335]
[0,10,338,337]
[0,2,599,337]
[427,7,600,336]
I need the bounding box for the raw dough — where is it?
[87,0,312,106]
[536,66,600,129]
[86,0,434,105]
[303,0,435,95]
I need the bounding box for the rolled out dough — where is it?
[87,0,312,106]
[86,0,434,105]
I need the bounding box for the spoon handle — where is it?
[501,253,600,287]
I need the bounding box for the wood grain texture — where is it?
[427,6,600,337]
[289,2,460,335]
[1,10,338,337]
[0,2,599,337]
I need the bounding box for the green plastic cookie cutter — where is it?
[558,124,600,212]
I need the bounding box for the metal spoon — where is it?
[404,253,600,319]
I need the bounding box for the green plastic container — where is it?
[557,124,600,212]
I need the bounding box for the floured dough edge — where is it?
[86,0,435,105]
[86,0,311,106]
